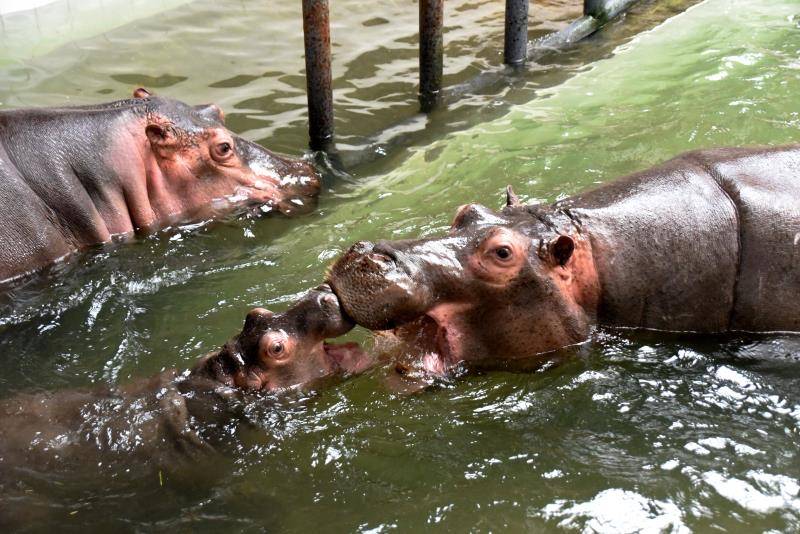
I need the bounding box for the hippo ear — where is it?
[244,307,274,331]
[195,103,225,124]
[505,185,522,208]
[548,235,575,267]
[133,87,152,99]
[145,123,177,148]
[451,203,506,230]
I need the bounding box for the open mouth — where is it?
[323,341,369,375]
[392,314,458,376]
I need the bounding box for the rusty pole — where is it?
[419,0,444,113]
[302,0,334,151]
[504,0,529,66]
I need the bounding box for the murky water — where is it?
[1,0,799,530]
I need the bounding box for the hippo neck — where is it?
[107,116,177,232]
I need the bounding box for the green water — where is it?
[1,0,800,531]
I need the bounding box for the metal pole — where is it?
[504,0,529,66]
[302,0,334,151]
[419,0,444,113]
[584,0,604,18]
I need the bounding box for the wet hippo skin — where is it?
[328,145,800,373]
[0,88,320,283]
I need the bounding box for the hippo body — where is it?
[562,144,800,333]
[0,371,222,473]
[329,145,800,372]
[0,89,320,283]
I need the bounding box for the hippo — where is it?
[328,145,800,374]
[0,285,368,476]
[0,88,320,283]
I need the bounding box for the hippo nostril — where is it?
[245,370,263,391]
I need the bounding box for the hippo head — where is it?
[327,188,600,374]
[194,285,370,392]
[115,88,320,227]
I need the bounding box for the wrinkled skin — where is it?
[0,87,320,282]
[329,145,800,375]
[0,286,368,476]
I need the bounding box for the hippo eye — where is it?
[494,246,513,261]
[270,342,284,356]
[211,141,235,162]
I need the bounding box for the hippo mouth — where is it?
[322,341,370,375]
[385,312,463,376]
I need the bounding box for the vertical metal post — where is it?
[302,0,334,151]
[584,0,604,17]
[419,0,444,113]
[504,0,529,66]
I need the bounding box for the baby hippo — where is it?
[193,284,372,391]
[0,286,371,480]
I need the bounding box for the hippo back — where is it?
[563,144,800,333]
[561,154,739,332]
[690,145,800,331]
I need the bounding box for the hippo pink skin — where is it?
[193,284,372,391]
[328,145,800,375]
[0,88,320,282]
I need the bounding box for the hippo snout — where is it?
[328,241,434,331]
[267,155,321,215]
[307,284,355,338]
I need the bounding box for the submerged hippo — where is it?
[0,88,320,282]
[328,145,800,374]
[0,285,368,475]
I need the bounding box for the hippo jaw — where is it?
[389,306,471,375]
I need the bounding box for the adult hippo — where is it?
[0,88,320,282]
[328,145,800,374]
[0,285,368,476]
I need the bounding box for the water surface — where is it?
[1,0,799,531]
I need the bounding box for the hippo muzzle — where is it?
[328,240,438,331]
[235,137,321,216]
